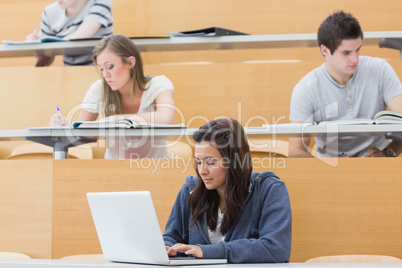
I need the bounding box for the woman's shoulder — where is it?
[147,75,174,89]
[173,176,198,200]
[184,175,198,190]
[251,171,284,188]
[250,172,289,203]
[251,171,280,181]
[176,175,197,194]
[81,79,103,112]
[87,79,103,91]
[82,79,103,101]
[141,76,174,102]
[91,79,103,85]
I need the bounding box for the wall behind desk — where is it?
[0,62,302,130]
[2,0,402,40]
[52,159,197,259]
[2,59,402,131]
[0,160,52,259]
[0,66,98,130]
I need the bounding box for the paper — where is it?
[72,119,186,129]
[3,36,67,45]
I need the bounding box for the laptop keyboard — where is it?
[169,256,196,260]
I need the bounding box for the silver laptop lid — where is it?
[87,191,170,265]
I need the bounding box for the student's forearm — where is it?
[65,20,101,39]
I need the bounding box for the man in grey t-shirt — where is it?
[27,0,113,66]
[289,11,402,158]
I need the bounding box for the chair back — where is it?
[6,142,93,159]
[305,255,402,263]
[0,252,31,259]
[60,254,105,260]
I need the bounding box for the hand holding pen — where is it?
[25,27,40,41]
[50,106,68,126]
[57,105,62,120]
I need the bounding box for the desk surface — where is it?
[1,158,402,260]
[1,31,402,58]
[1,124,401,159]
[0,259,401,267]
[1,124,402,139]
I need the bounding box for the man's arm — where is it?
[65,20,102,40]
[288,122,313,157]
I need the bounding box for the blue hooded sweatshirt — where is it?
[163,171,292,263]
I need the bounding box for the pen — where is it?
[57,105,62,120]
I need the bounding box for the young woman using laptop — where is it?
[163,118,292,263]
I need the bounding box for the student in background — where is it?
[289,10,402,158]
[26,0,113,66]
[163,118,292,263]
[50,34,175,159]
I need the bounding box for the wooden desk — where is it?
[1,31,402,58]
[1,158,401,260]
[52,158,402,260]
[1,123,401,159]
[0,258,401,268]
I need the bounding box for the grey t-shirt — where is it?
[290,56,402,157]
[40,0,113,66]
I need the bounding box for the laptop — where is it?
[87,191,227,266]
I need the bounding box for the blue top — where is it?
[163,171,292,263]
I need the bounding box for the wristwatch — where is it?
[382,147,396,157]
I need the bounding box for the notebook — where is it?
[87,191,227,266]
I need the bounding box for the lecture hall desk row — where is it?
[0,158,401,261]
[0,62,306,131]
[6,0,402,39]
[1,0,402,67]
[2,58,402,131]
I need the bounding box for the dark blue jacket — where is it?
[163,171,292,263]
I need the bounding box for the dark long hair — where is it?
[189,118,252,235]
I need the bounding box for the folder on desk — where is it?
[169,26,248,37]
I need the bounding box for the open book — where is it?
[2,36,67,45]
[318,111,402,125]
[72,119,186,129]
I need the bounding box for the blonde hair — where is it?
[92,34,151,116]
